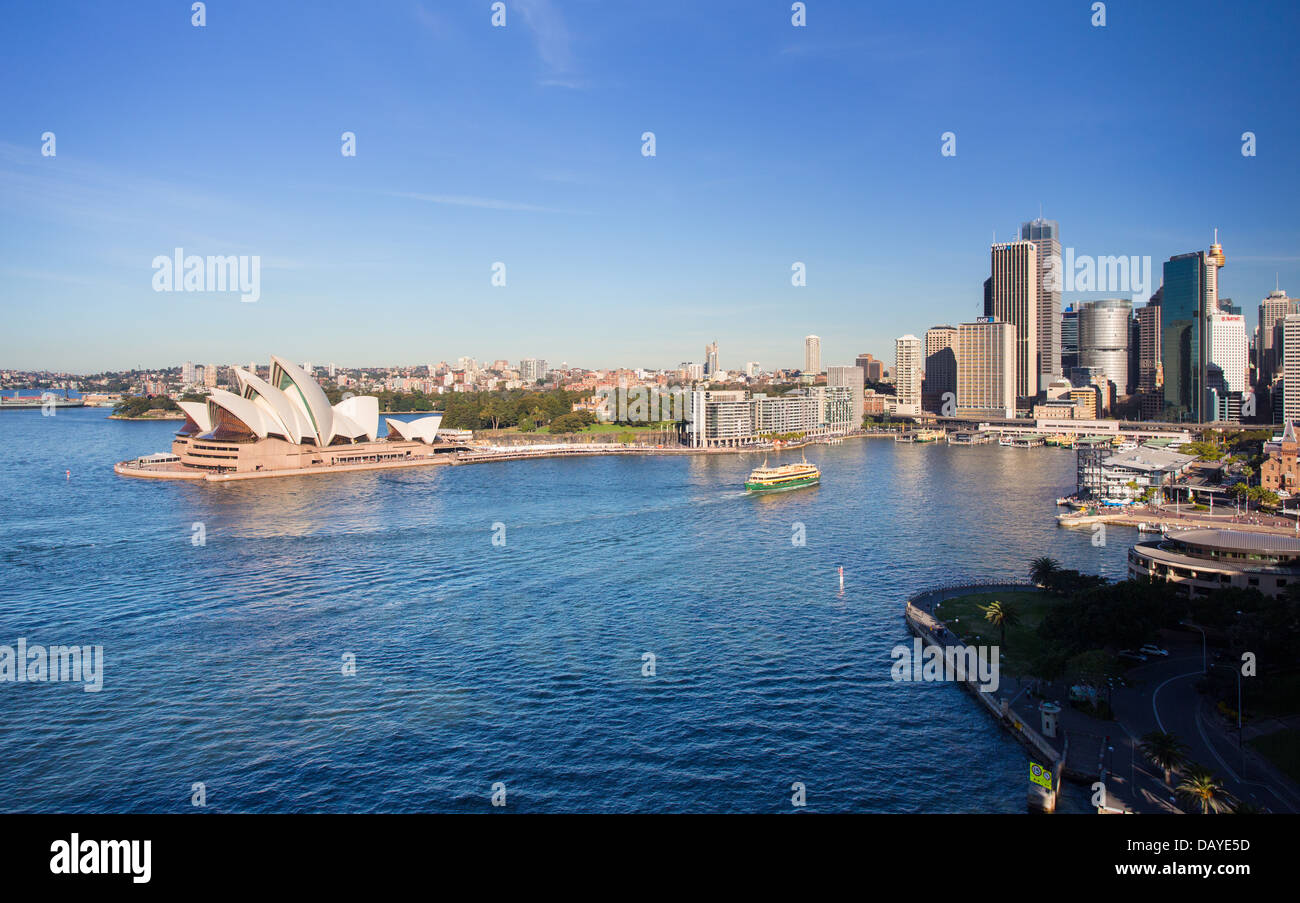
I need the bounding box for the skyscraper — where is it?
[957,318,1016,419]
[894,335,922,416]
[1078,299,1132,397]
[204,364,218,389]
[989,241,1040,399]
[1061,305,1080,374]
[181,361,196,385]
[1258,289,1293,383]
[1020,217,1062,387]
[804,335,821,375]
[1136,300,1162,420]
[1207,310,1248,395]
[704,341,719,376]
[1161,239,1225,422]
[1285,314,1300,425]
[922,325,957,412]
[520,359,548,382]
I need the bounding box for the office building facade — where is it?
[1020,217,1062,388]
[956,318,1016,418]
[990,241,1039,399]
[1078,298,1132,397]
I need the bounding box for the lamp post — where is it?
[1181,620,1207,673]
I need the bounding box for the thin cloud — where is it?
[389,191,581,214]
[515,0,577,84]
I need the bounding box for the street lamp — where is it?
[1180,620,1207,673]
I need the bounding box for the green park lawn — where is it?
[933,590,1061,677]
[580,423,661,433]
[1249,728,1300,786]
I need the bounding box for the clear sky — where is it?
[1,0,1298,373]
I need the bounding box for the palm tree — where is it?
[1177,768,1233,814]
[1029,557,1061,588]
[1139,730,1188,786]
[978,600,1020,649]
[1230,799,1267,814]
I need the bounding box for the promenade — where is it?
[1059,500,1300,537]
[904,584,1300,814]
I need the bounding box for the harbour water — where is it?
[0,409,1134,812]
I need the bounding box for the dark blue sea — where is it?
[0,409,1133,812]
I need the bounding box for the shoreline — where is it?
[114,431,890,483]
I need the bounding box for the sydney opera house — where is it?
[116,355,456,481]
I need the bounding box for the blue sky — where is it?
[1,0,1298,373]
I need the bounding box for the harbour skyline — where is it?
[3,0,1300,841]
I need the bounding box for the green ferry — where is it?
[744,457,821,493]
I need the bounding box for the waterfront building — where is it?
[1021,217,1062,387]
[1161,239,1226,422]
[1078,299,1132,398]
[1075,436,1115,499]
[1097,445,1196,500]
[685,389,752,447]
[922,326,957,413]
[893,335,923,417]
[1261,422,1300,493]
[804,335,822,375]
[1075,441,1194,500]
[120,355,455,479]
[956,319,1015,418]
[686,387,856,448]
[989,241,1040,399]
[827,365,865,421]
[1129,530,1300,599]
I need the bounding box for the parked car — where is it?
[1139,644,1169,657]
[1118,650,1148,662]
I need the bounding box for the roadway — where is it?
[1109,639,1300,813]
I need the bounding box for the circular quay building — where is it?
[115,356,455,482]
[1128,528,1300,598]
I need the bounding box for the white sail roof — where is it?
[385,414,443,443]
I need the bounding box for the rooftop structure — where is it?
[1129,529,1300,598]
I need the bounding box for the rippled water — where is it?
[0,409,1134,812]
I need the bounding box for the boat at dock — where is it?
[745,456,820,493]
